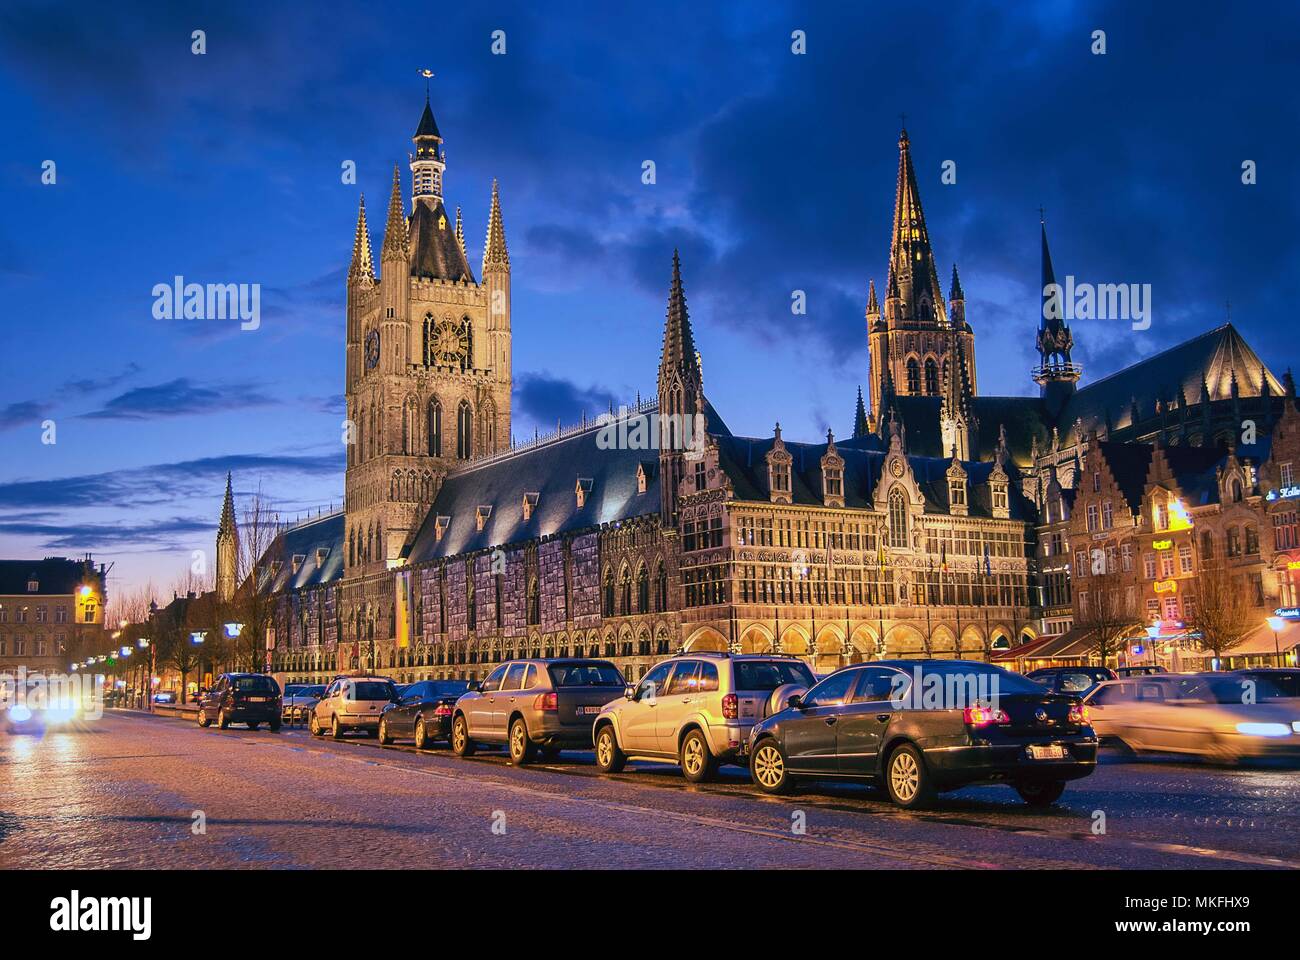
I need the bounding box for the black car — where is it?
[1230,667,1300,699]
[196,673,282,731]
[1025,665,1117,696]
[377,679,472,748]
[746,660,1098,809]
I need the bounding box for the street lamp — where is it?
[1267,615,1285,667]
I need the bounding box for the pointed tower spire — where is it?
[216,472,238,603]
[348,194,375,285]
[454,205,466,260]
[1033,214,1080,414]
[888,127,947,327]
[483,178,509,271]
[660,249,701,386]
[853,386,869,438]
[865,278,879,323]
[949,262,964,301]
[948,262,966,328]
[381,164,409,261]
[219,472,235,536]
[657,250,706,523]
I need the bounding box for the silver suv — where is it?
[592,653,816,782]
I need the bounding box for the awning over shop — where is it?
[991,626,1100,664]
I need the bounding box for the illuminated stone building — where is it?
[0,556,107,675]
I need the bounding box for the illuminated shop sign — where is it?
[1266,486,1300,502]
[1275,607,1300,620]
[1153,579,1178,593]
[1152,539,1172,550]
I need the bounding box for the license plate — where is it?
[248,697,268,703]
[577,706,601,715]
[1028,744,1066,760]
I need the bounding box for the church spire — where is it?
[1033,214,1080,413]
[659,249,701,388]
[865,278,879,324]
[454,206,466,260]
[381,164,409,261]
[348,194,375,285]
[853,386,869,438]
[482,178,509,271]
[888,127,947,327]
[219,472,235,537]
[657,250,705,523]
[216,472,238,603]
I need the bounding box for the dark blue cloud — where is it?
[78,378,275,420]
[513,373,619,431]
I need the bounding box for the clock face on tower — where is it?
[365,329,380,369]
[432,319,470,368]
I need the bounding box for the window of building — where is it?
[1102,500,1114,529]
[1146,598,1160,621]
[428,398,443,457]
[1159,550,1175,578]
[1227,527,1242,557]
[1201,530,1215,560]
[924,358,938,395]
[1282,462,1295,487]
[1143,553,1157,579]
[456,401,473,460]
[1086,503,1098,532]
[1121,542,1133,572]
[906,359,920,394]
[1162,596,1179,621]
[1178,543,1193,574]
[888,489,908,548]
[1245,525,1259,556]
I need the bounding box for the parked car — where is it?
[746,660,1098,808]
[1115,666,1166,678]
[1229,668,1300,699]
[196,673,282,731]
[1025,665,1117,696]
[282,684,325,722]
[1083,673,1300,761]
[152,690,178,705]
[310,676,398,739]
[451,659,625,763]
[378,679,472,748]
[593,653,817,783]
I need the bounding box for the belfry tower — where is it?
[866,128,977,422]
[1032,216,1081,419]
[343,92,513,573]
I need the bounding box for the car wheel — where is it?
[331,715,344,740]
[594,725,626,774]
[196,707,210,728]
[679,728,718,783]
[750,738,792,795]
[885,743,935,809]
[309,713,322,737]
[377,717,393,745]
[268,720,281,733]
[1015,780,1067,807]
[247,722,260,731]
[508,718,536,765]
[414,717,428,750]
[217,708,230,730]
[450,715,475,757]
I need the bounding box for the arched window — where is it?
[355,407,364,463]
[602,570,615,617]
[636,565,650,614]
[888,488,908,548]
[527,577,540,626]
[402,396,419,454]
[481,398,497,453]
[619,567,632,616]
[906,358,920,394]
[428,398,442,457]
[457,401,473,460]
[422,313,435,366]
[924,358,939,395]
[460,316,474,371]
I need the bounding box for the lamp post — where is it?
[1267,615,1285,667]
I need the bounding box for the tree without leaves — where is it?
[1184,557,1258,666]
[1077,564,1143,664]
[227,484,281,672]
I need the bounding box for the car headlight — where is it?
[1235,722,1291,738]
[10,705,32,723]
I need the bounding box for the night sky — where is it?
[2,1,1297,601]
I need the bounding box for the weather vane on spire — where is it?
[419,68,435,99]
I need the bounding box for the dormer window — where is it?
[766,423,793,505]
[434,516,451,542]
[316,547,329,567]
[475,505,493,531]
[576,478,593,509]
[636,463,652,494]
[989,463,1010,519]
[949,478,966,508]
[26,579,38,593]
[291,554,305,574]
[522,492,539,521]
[270,560,283,577]
[820,429,844,508]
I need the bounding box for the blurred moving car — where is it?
[593,653,817,783]
[282,684,325,722]
[1230,668,1300,700]
[310,676,397,739]
[152,690,178,705]
[1115,666,1166,678]
[378,679,472,748]
[746,660,1098,809]
[196,673,282,731]
[3,680,87,733]
[1026,666,1117,697]
[1083,673,1300,761]
[452,659,625,764]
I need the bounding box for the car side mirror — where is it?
[787,694,805,710]
[624,684,637,700]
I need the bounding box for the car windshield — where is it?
[352,681,395,701]
[297,685,325,698]
[734,660,816,691]
[1054,671,1105,692]
[283,685,304,697]
[911,662,1047,696]
[233,676,278,693]
[548,663,624,687]
[429,680,471,698]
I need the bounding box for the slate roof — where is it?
[714,434,1036,521]
[409,199,475,282]
[1096,441,1156,512]
[0,557,95,596]
[415,98,441,140]
[255,512,345,595]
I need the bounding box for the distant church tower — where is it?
[343,92,513,573]
[1032,216,1081,419]
[658,250,706,524]
[866,127,977,423]
[216,472,238,602]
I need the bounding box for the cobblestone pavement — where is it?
[2,711,1297,869]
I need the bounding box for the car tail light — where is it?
[534,692,558,712]
[1068,703,1090,725]
[433,704,453,717]
[963,705,1010,728]
[722,693,738,719]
